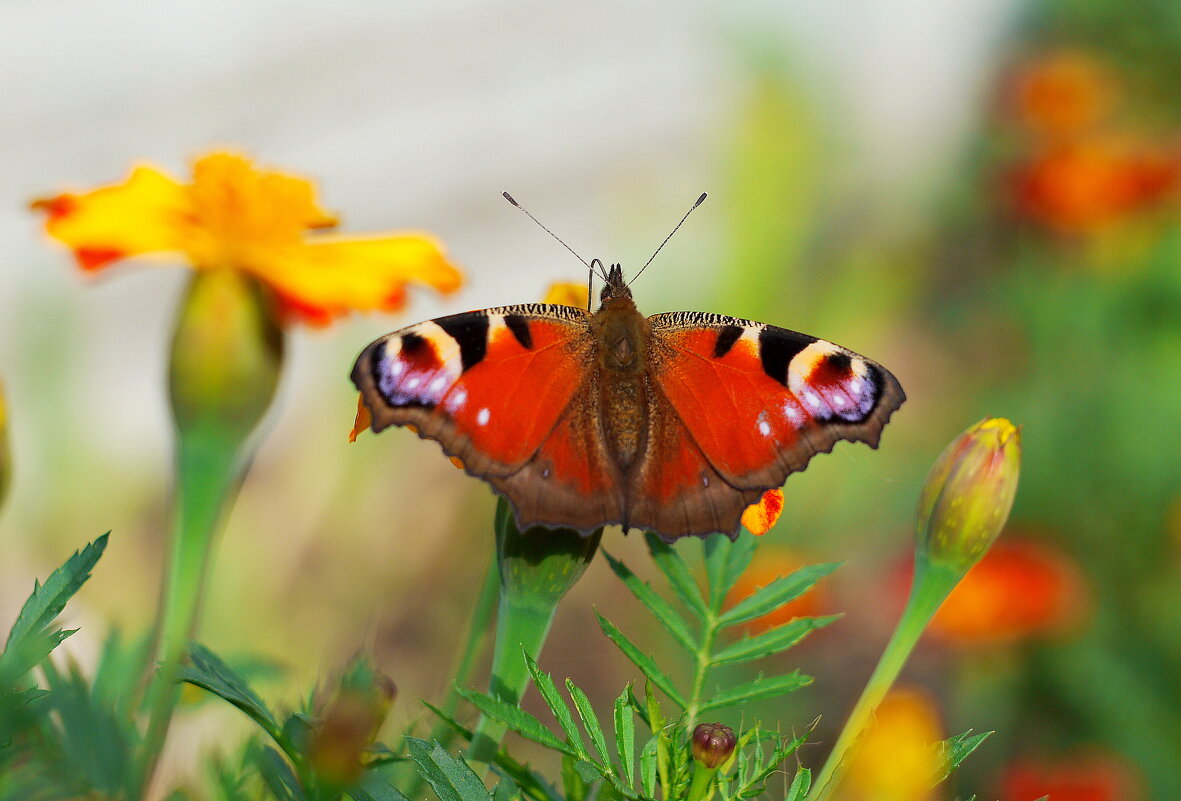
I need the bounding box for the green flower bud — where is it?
[691,722,737,770]
[496,497,603,612]
[917,417,1022,573]
[168,268,283,443]
[0,381,10,513]
[309,656,397,787]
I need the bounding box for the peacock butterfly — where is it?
[350,198,904,541]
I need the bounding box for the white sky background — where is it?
[0,0,1017,527]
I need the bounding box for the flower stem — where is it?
[137,430,245,796]
[686,765,719,801]
[807,560,960,801]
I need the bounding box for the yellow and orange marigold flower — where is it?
[33,152,462,326]
[928,537,1085,645]
[842,687,943,801]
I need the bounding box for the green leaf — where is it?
[644,533,707,618]
[404,738,488,801]
[784,767,811,801]
[936,730,994,782]
[723,532,757,591]
[602,552,695,652]
[524,654,585,755]
[492,774,522,801]
[736,733,808,798]
[697,672,811,714]
[562,752,590,801]
[259,746,303,801]
[596,614,687,710]
[712,615,841,665]
[716,563,840,628]
[349,774,413,801]
[702,534,732,611]
[457,689,573,755]
[4,534,108,652]
[640,738,658,799]
[181,643,281,740]
[614,687,635,789]
[566,679,609,767]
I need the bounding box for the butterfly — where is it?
[351,197,904,541]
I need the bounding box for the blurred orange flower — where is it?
[723,543,826,633]
[999,751,1142,801]
[543,281,590,308]
[1011,51,1115,137]
[33,152,462,326]
[928,538,1085,644]
[842,687,943,801]
[1011,137,1181,234]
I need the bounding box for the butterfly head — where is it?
[598,263,633,307]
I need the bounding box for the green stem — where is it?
[138,431,245,796]
[685,614,717,730]
[466,591,559,765]
[807,560,960,801]
[686,765,718,801]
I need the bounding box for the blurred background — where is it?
[2,1,1179,799]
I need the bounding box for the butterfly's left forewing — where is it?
[641,312,904,517]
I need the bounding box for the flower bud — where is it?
[308,656,397,787]
[917,418,1021,573]
[691,722,736,769]
[0,381,10,513]
[168,268,283,443]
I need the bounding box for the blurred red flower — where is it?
[999,751,1142,801]
[927,538,1086,644]
[1011,137,1181,234]
[1010,50,1115,137]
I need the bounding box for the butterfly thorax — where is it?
[589,272,650,470]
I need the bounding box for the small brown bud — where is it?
[691,722,736,769]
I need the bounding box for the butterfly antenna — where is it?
[502,192,605,282]
[629,192,707,286]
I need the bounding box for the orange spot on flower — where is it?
[928,538,1085,644]
[1011,51,1115,136]
[999,750,1142,801]
[741,488,783,536]
[843,687,943,801]
[1011,138,1181,233]
[32,152,463,326]
[449,456,465,471]
[349,395,373,443]
[723,544,826,634]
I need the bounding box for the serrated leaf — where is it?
[936,729,994,782]
[737,734,808,798]
[492,773,522,801]
[524,653,584,755]
[614,687,635,788]
[602,552,695,652]
[640,738,658,799]
[349,774,413,801]
[405,738,487,801]
[422,700,473,743]
[644,533,707,618]
[702,534,731,610]
[697,672,811,714]
[566,679,609,767]
[784,767,811,801]
[4,534,108,652]
[181,643,280,739]
[712,615,841,665]
[596,614,686,710]
[259,746,303,801]
[562,752,589,801]
[717,563,840,628]
[457,689,573,754]
[724,533,758,590]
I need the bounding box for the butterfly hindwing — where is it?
[644,311,905,494]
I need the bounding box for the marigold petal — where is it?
[845,688,942,801]
[32,165,189,271]
[741,489,783,536]
[349,394,373,443]
[258,233,462,325]
[543,281,590,308]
